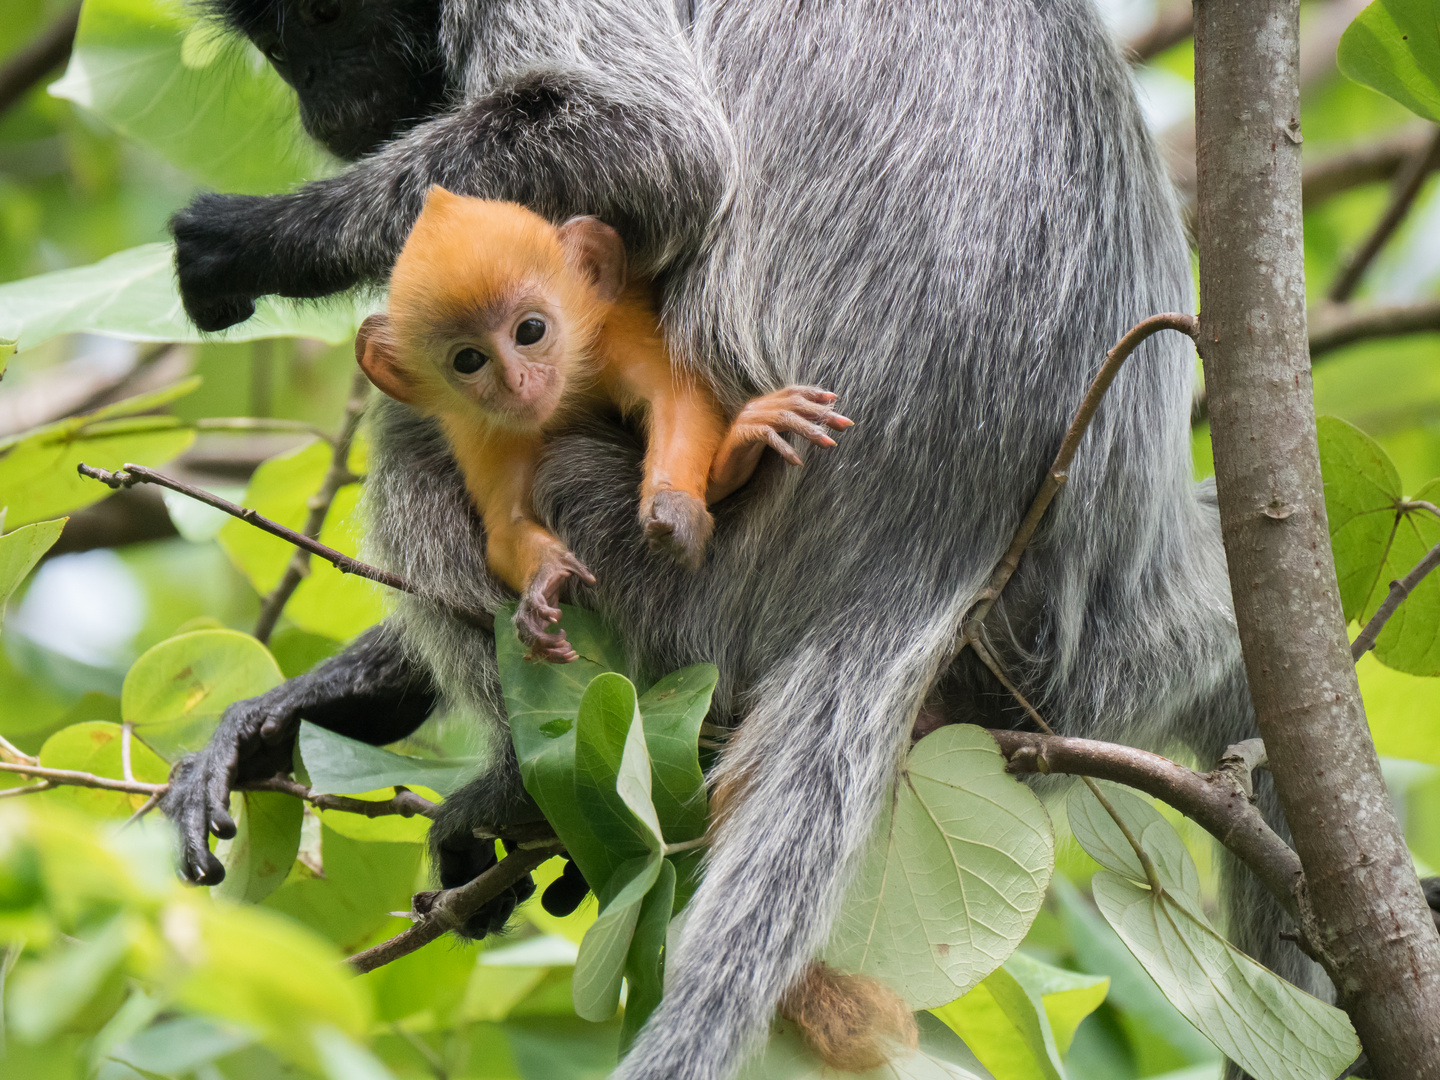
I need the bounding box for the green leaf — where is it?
[571,855,662,1022]
[38,721,169,817]
[213,790,303,904]
[1066,785,1359,1080]
[635,664,716,846]
[297,721,481,797]
[1318,416,1405,622]
[6,917,130,1042]
[217,439,386,641]
[1338,0,1440,123]
[313,1026,400,1080]
[0,517,66,621]
[738,1013,990,1080]
[1364,477,1440,675]
[1,337,12,378]
[0,245,369,352]
[619,856,676,1051]
[826,725,1054,1008]
[932,954,1107,1080]
[0,377,205,528]
[1066,783,1200,899]
[121,629,283,762]
[51,0,333,195]
[112,1017,253,1075]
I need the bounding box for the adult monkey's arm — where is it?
[170,66,736,331]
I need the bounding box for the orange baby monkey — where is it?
[355,188,851,661]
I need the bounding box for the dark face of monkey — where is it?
[205,0,447,160]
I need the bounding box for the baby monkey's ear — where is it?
[355,313,420,404]
[556,216,627,302]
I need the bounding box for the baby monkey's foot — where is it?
[707,386,854,503]
[641,489,714,571]
[514,549,596,663]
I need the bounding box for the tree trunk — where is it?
[1192,0,1440,1074]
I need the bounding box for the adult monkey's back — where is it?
[163,0,1320,1077]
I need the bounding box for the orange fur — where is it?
[778,962,918,1072]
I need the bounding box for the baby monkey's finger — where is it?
[763,428,805,466]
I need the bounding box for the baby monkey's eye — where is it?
[453,347,486,374]
[515,318,546,346]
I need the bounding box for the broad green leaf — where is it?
[635,664,715,845]
[313,1026,400,1080]
[0,517,67,620]
[297,721,481,797]
[51,0,333,194]
[0,245,369,352]
[0,338,12,377]
[1364,477,1440,675]
[38,721,169,817]
[0,374,205,528]
[1049,876,1219,1066]
[571,855,662,1022]
[1067,786,1359,1080]
[121,629,283,761]
[826,725,1054,1008]
[6,917,130,1042]
[618,855,676,1050]
[738,1013,991,1080]
[112,1016,253,1075]
[1338,0,1440,123]
[263,825,422,953]
[1091,874,1358,1080]
[933,954,1108,1080]
[1318,416,1404,622]
[1066,783,1200,899]
[162,894,370,1062]
[213,790,303,904]
[218,439,385,642]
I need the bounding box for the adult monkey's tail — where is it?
[612,615,958,1080]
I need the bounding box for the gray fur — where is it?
[316,1,1324,1076]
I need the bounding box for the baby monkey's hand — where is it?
[707,386,853,504]
[514,549,597,663]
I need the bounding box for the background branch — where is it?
[0,3,80,119]
[252,371,370,643]
[241,776,438,820]
[1350,538,1440,661]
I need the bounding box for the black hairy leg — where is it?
[425,741,544,939]
[162,624,437,884]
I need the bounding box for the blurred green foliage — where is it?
[2,1,1440,1079]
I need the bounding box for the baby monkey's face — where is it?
[437,284,579,429]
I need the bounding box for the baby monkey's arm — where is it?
[445,422,595,663]
[706,387,853,504]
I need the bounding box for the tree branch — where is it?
[240,776,439,820]
[1303,127,1436,210]
[1350,537,1440,661]
[1328,127,1440,303]
[991,730,1303,921]
[1308,299,1440,359]
[0,761,163,795]
[954,312,1197,652]
[0,4,80,119]
[348,841,563,974]
[253,372,371,643]
[76,461,495,632]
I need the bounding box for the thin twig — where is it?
[1328,127,1440,303]
[121,793,162,828]
[192,417,333,442]
[0,3,80,119]
[75,461,493,631]
[0,761,163,795]
[991,729,1304,923]
[241,776,439,820]
[120,723,135,783]
[1303,127,1435,210]
[1351,537,1440,661]
[0,735,38,766]
[348,843,563,973]
[0,782,52,799]
[253,372,371,643]
[954,312,1198,656]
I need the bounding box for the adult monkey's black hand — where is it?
[169,192,275,332]
[162,686,309,885]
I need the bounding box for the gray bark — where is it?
[1192,0,1440,1073]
